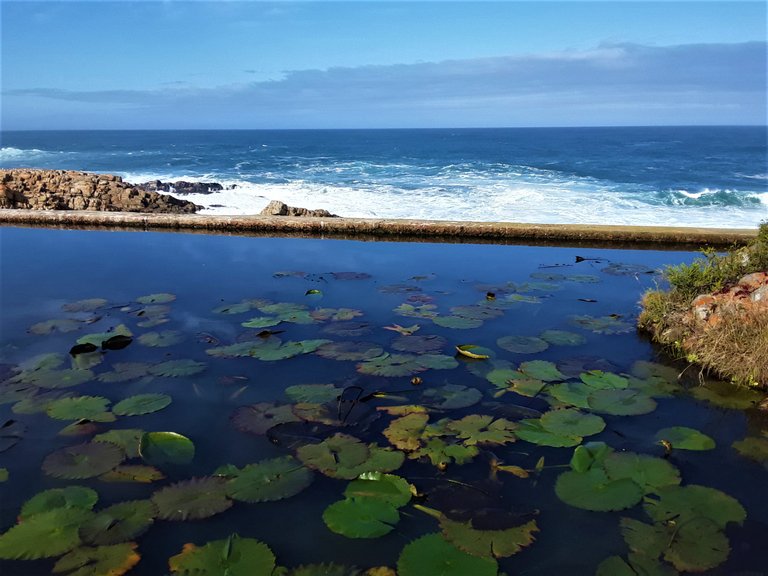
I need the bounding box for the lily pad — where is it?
[113,393,172,416]
[47,396,112,421]
[168,534,275,575]
[316,341,384,361]
[311,308,364,321]
[76,324,133,348]
[515,419,581,448]
[397,533,497,576]
[151,477,232,520]
[422,384,482,410]
[603,452,681,493]
[136,292,176,304]
[213,300,265,315]
[432,316,483,329]
[391,334,447,354]
[18,368,95,389]
[344,472,414,508]
[547,382,591,409]
[97,362,151,383]
[519,360,565,382]
[540,408,605,438]
[62,298,108,312]
[357,354,425,377]
[394,303,439,319]
[285,384,342,404]
[445,415,517,446]
[655,426,715,451]
[570,314,634,334]
[20,486,99,520]
[411,437,479,468]
[643,484,746,529]
[30,318,81,335]
[0,508,93,560]
[93,429,144,459]
[732,436,768,462]
[555,468,644,511]
[297,433,404,479]
[43,442,124,479]
[580,370,629,390]
[689,380,764,410]
[138,330,184,347]
[139,431,195,466]
[100,465,165,483]
[323,497,400,538]
[217,455,313,503]
[663,517,730,572]
[569,442,614,473]
[53,542,140,576]
[588,389,657,416]
[149,359,206,377]
[497,336,549,354]
[231,403,301,435]
[79,500,156,545]
[540,330,586,346]
[241,316,282,329]
[383,413,429,451]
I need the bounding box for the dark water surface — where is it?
[0,227,766,575]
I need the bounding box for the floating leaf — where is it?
[62,298,108,312]
[515,419,581,448]
[285,384,342,404]
[241,316,281,329]
[570,314,633,334]
[17,368,94,389]
[77,324,133,348]
[397,533,497,576]
[394,303,438,319]
[497,336,549,354]
[53,542,140,576]
[331,271,372,280]
[139,431,195,466]
[47,396,112,421]
[580,370,629,390]
[569,442,614,473]
[79,500,156,545]
[539,330,586,346]
[643,484,746,529]
[30,318,81,335]
[655,426,715,451]
[316,342,384,361]
[422,384,482,410]
[43,442,124,479]
[152,477,232,521]
[93,429,144,458]
[136,292,175,304]
[344,472,414,507]
[664,517,730,572]
[519,360,565,382]
[547,383,591,409]
[432,316,483,329]
[213,300,265,315]
[689,380,764,410]
[97,362,151,383]
[555,469,643,511]
[732,436,768,462]
[0,508,92,560]
[357,353,425,377]
[588,389,657,416]
[323,497,400,538]
[0,468,6,482]
[311,307,364,321]
[113,393,172,416]
[540,408,605,438]
[411,438,479,468]
[297,433,403,479]
[138,330,183,347]
[168,534,275,576]
[445,415,517,446]
[455,345,491,360]
[392,334,447,354]
[149,359,206,377]
[603,452,681,493]
[383,413,429,451]
[100,465,165,483]
[504,293,542,304]
[20,486,98,520]
[218,456,313,503]
[231,403,301,435]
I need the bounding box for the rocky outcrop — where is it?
[0,169,199,213]
[259,200,337,218]
[137,180,224,195]
[690,272,768,326]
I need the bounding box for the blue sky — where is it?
[2,1,766,129]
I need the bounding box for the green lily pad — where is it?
[515,419,581,448]
[250,339,331,361]
[505,293,542,304]
[555,468,644,511]
[344,472,413,508]
[411,437,479,468]
[12,390,69,415]
[136,292,175,304]
[445,415,517,446]
[540,408,605,438]
[547,382,591,409]
[643,484,746,529]
[519,360,565,382]
[570,314,634,334]
[138,330,184,347]
[217,455,313,503]
[30,318,81,335]
[99,465,165,483]
[292,402,342,426]
[689,380,764,409]
[285,384,342,403]
[79,500,156,545]
[432,315,483,329]
[17,368,95,390]
[569,442,614,473]
[149,359,206,377]
[46,396,112,421]
[394,303,439,319]
[297,433,404,479]
[732,436,768,462]
[416,354,460,370]
[397,533,497,576]
[603,452,681,493]
[20,486,98,520]
[97,362,152,383]
[93,429,144,458]
[151,477,232,521]
[0,508,93,560]
[62,298,109,312]
[231,403,301,435]
[580,370,629,390]
[113,393,172,416]
[139,431,195,466]
[663,517,730,572]
[0,468,6,482]
[315,341,384,361]
[540,330,586,346]
[383,413,429,451]
[43,442,124,479]
[655,426,715,451]
[310,307,364,321]
[76,324,133,347]
[497,336,549,354]
[422,384,482,410]
[213,299,267,314]
[357,353,425,377]
[619,517,669,559]
[53,542,140,576]
[323,497,400,538]
[241,316,282,329]
[588,389,657,416]
[391,334,447,354]
[169,534,274,576]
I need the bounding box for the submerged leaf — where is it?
[690,380,764,410]
[138,330,184,347]
[539,330,586,346]
[93,429,144,459]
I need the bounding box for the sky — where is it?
[1,1,766,129]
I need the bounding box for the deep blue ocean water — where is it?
[1,127,766,227]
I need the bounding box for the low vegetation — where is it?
[638,223,768,388]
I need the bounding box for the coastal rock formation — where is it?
[138,180,224,195]
[259,200,337,218]
[689,272,768,326]
[0,169,199,213]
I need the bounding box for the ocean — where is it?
[1,127,766,228]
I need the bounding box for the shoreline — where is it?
[0,208,756,250]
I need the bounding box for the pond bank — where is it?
[0,209,756,249]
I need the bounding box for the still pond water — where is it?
[0,227,766,576]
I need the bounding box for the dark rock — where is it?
[137,180,223,195]
[259,200,337,218]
